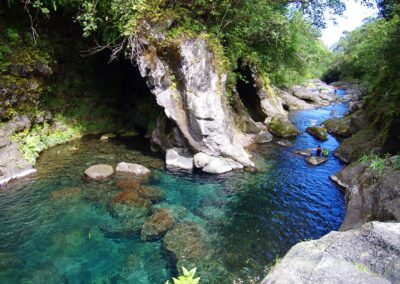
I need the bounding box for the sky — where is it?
[320,0,378,48]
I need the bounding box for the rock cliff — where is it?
[137,39,254,173]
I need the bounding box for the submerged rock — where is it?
[293,149,312,157]
[141,208,175,241]
[261,221,400,284]
[84,164,114,180]
[50,187,82,202]
[305,156,328,165]
[255,130,273,144]
[165,148,193,171]
[116,162,150,177]
[112,191,152,208]
[306,126,328,141]
[268,115,299,138]
[163,222,210,263]
[138,186,165,203]
[276,140,293,147]
[116,178,141,191]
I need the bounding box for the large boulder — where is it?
[331,159,400,231]
[306,126,328,141]
[141,208,175,241]
[165,147,193,171]
[116,162,150,177]
[84,164,114,180]
[268,115,299,138]
[323,110,368,139]
[261,221,400,284]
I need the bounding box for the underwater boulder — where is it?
[141,208,175,241]
[50,187,82,202]
[138,186,165,203]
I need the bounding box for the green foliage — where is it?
[165,267,200,284]
[5,27,20,42]
[358,154,385,175]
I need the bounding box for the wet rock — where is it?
[255,130,273,144]
[322,110,368,139]
[289,80,337,107]
[138,186,165,203]
[293,149,312,157]
[50,187,82,202]
[193,152,210,168]
[141,208,175,241]
[331,161,400,231]
[165,147,193,171]
[261,221,400,284]
[116,162,150,177]
[202,156,244,174]
[306,126,328,141]
[275,88,314,110]
[84,164,114,180]
[305,156,328,165]
[268,115,299,138]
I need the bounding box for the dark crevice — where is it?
[235,67,267,122]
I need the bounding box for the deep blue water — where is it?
[0,104,348,283]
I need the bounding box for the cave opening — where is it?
[235,67,267,122]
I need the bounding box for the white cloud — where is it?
[320,0,378,48]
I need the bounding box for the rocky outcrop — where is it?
[268,115,299,138]
[306,126,328,141]
[330,159,400,231]
[137,38,254,173]
[274,87,314,110]
[262,221,400,284]
[165,147,194,171]
[323,110,368,139]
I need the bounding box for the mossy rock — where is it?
[334,126,381,163]
[306,126,328,141]
[268,115,299,138]
[140,208,175,241]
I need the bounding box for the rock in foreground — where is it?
[305,156,327,165]
[84,164,114,180]
[262,221,400,284]
[306,126,328,141]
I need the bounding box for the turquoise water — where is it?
[0,104,347,283]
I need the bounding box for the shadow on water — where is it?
[0,104,348,283]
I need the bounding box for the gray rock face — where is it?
[274,88,315,110]
[306,126,328,141]
[165,148,193,171]
[323,110,368,139]
[305,156,328,165]
[116,162,150,176]
[262,221,400,284]
[202,156,243,174]
[331,161,400,231]
[84,164,114,180]
[255,130,273,144]
[137,39,254,172]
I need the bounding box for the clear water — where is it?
[0,104,348,283]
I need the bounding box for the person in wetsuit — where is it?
[316,145,322,156]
